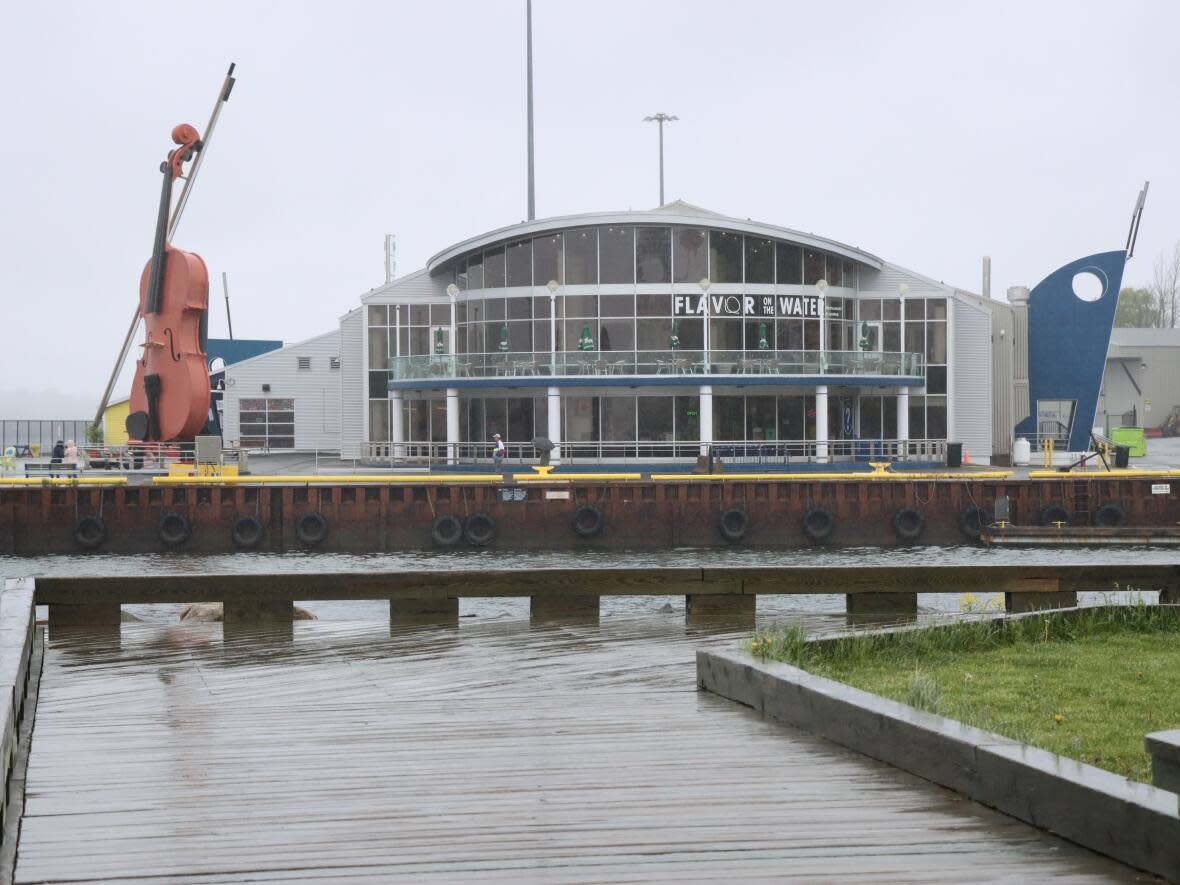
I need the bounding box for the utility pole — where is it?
[221,272,235,339]
[526,0,535,221]
[643,112,678,206]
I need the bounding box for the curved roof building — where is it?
[215,198,1131,469]
[322,199,997,466]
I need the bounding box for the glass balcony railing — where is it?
[389,350,924,381]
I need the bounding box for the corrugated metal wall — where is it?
[339,308,365,458]
[223,330,342,451]
[990,300,1015,458]
[951,297,992,462]
[858,264,952,298]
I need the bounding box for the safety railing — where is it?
[0,442,202,476]
[389,350,925,381]
[74,442,197,472]
[361,438,947,467]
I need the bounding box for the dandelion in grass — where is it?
[1053,713,1064,725]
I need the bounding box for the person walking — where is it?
[64,439,80,471]
[492,433,506,470]
[50,439,64,478]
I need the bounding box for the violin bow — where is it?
[94,63,237,428]
[169,63,236,239]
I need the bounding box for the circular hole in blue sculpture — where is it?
[1072,271,1105,302]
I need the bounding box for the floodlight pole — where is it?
[643,112,678,206]
[526,0,535,221]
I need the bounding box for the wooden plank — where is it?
[14,621,1142,882]
[32,564,1180,606]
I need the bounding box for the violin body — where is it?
[128,246,210,441]
[126,124,212,443]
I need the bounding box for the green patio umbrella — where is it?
[577,324,594,352]
[669,320,680,350]
[434,328,445,355]
[859,321,871,351]
[758,321,770,350]
[498,323,510,353]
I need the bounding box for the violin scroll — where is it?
[165,123,201,179]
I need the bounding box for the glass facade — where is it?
[449,225,859,292]
[365,221,956,451]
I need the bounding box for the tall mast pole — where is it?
[222,272,235,340]
[643,112,678,207]
[526,0,535,221]
[658,118,665,206]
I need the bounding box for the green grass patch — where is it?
[750,605,1180,783]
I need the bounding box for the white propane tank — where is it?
[1012,437,1031,467]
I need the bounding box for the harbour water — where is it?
[5,545,1172,882]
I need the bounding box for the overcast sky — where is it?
[1,0,1176,417]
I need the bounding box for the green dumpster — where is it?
[1110,426,1147,458]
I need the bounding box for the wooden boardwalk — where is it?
[16,617,1146,883]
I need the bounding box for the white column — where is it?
[446,387,459,465]
[897,386,910,459]
[815,384,829,463]
[699,385,713,456]
[547,385,561,464]
[390,389,404,461]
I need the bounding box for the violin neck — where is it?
[144,164,174,315]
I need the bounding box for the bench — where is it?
[24,462,81,478]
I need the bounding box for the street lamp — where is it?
[546,279,559,372]
[446,282,459,353]
[643,112,678,206]
[699,278,711,368]
[815,278,829,353]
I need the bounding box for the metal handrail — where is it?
[389,349,925,381]
[362,437,947,467]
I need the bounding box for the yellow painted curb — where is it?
[649,471,1014,482]
[514,472,642,482]
[152,474,504,485]
[0,477,128,487]
[1027,469,1180,479]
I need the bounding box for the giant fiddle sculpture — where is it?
[93,64,235,442]
[125,125,210,443]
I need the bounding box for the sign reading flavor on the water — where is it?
[672,294,821,318]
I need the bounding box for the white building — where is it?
[223,202,1013,464]
[222,329,342,451]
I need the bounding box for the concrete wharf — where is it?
[11,615,1150,883]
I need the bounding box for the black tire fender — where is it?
[802,507,834,543]
[958,506,989,540]
[74,515,107,550]
[718,508,749,543]
[464,512,496,546]
[159,512,191,547]
[231,515,264,549]
[1093,503,1126,528]
[431,514,463,547]
[1039,504,1072,526]
[295,512,329,547]
[571,505,605,539]
[892,506,925,542]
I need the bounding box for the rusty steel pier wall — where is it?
[1,475,1178,555]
